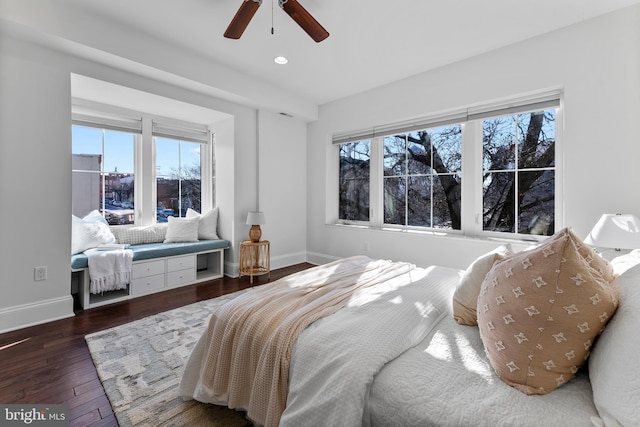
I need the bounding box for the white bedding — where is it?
[365,303,599,426]
[181,254,624,426]
[281,265,463,426]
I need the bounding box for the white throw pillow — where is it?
[589,257,640,426]
[111,223,168,245]
[163,216,200,243]
[452,244,512,325]
[71,210,116,254]
[186,207,219,240]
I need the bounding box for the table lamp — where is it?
[584,213,640,251]
[246,211,266,242]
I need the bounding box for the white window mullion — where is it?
[369,136,383,227]
[460,121,482,236]
[554,105,565,233]
[200,132,214,211]
[137,116,154,225]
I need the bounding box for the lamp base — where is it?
[249,225,262,243]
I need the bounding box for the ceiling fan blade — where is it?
[279,0,329,42]
[224,0,262,39]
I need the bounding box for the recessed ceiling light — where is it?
[274,56,288,65]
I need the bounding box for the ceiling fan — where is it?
[224,0,329,43]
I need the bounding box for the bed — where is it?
[179,230,640,427]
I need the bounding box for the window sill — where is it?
[329,222,545,247]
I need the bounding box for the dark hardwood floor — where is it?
[0,263,313,426]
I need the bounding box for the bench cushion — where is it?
[71,239,229,270]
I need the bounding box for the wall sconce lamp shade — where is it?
[584,213,640,249]
[246,211,266,242]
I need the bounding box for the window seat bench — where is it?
[71,239,230,309]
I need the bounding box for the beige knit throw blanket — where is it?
[194,256,415,427]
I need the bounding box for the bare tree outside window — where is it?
[482,109,556,235]
[156,137,202,221]
[383,125,462,229]
[339,141,370,221]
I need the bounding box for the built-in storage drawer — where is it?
[76,248,226,309]
[167,268,196,288]
[167,255,195,272]
[131,273,165,296]
[132,259,165,279]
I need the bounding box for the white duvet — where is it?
[281,265,463,426]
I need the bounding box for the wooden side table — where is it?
[239,240,270,283]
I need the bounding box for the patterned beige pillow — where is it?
[477,228,619,395]
[452,244,512,326]
[566,228,616,283]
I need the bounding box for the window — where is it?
[335,93,560,239]
[72,103,213,225]
[383,125,462,228]
[339,140,370,221]
[72,126,137,225]
[156,137,202,221]
[482,109,556,235]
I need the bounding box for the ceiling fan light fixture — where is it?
[274,56,289,64]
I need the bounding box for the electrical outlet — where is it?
[34,266,47,281]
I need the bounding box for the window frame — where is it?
[72,100,214,226]
[71,125,139,225]
[338,139,372,224]
[154,136,206,220]
[381,124,463,230]
[480,108,558,237]
[333,93,563,242]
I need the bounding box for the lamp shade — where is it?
[246,211,266,225]
[584,213,640,249]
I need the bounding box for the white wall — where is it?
[0,32,308,332]
[307,5,640,270]
[257,111,308,269]
[0,36,75,331]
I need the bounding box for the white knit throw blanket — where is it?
[85,248,133,294]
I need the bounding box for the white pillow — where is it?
[111,223,168,245]
[186,207,219,240]
[163,216,200,243]
[589,257,640,426]
[452,244,512,325]
[71,210,116,254]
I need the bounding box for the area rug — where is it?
[85,290,253,427]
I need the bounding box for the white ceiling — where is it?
[3,0,640,109]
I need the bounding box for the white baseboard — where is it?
[224,250,324,278]
[305,251,339,266]
[224,260,239,278]
[271,251,307,270]
[0,296,75,334]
